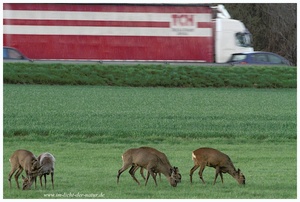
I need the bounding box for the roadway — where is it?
[3,59,231,66]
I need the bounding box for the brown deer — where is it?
[36,152,55,189]
[117,147,181,187]
[8,149,42,190]
[190,147,245,185]
[131,147,176,182]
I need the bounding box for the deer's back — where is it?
[122,147,166,168]
[10,149,36,167]
[132,149,159,166]
[38,153,55,164]
[192,147,232,167]
[138,147,171,166]
[38,153,55,174]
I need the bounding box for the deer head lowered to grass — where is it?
[117,146,181,187]
[22,152,56,190]
[8,149,42,190]
[190,147,245,185]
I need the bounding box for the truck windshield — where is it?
[236,32,252,47]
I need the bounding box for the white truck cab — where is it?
[213,5,253,63]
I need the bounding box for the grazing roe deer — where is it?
[8,149,41,190]
[190,147,245,185]
[131,147,179,182]
[36,152,55,189]
[134,147,181,184]
[117,147,181,187]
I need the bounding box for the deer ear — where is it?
[170,168,175,174]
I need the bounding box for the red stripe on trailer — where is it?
[197,22,214,28]
[3,34,213,62]
[3,3,212,14]
[4,19,213,29]
[3,19,170,28]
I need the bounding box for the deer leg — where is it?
[145,171,150,186]
[213,167,220,185]
[219,172,224,184]
[149,169,158,186]
[152,171,159,181]
[145,168,157,186]
[131,166,143,180]
[35,176,37,188]
[39,175,43,188]
[189,165,199,183]
[133,166,139,172]
[32,176,37,189]
[139,167,146,180]
[51,172,54,189]
[198,165,206,184]
[117,162,132,184]
[44,174,47,189]
[129,165,140,185]
[14,167,24,189]
[8,167,18,188]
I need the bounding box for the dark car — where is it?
[3,46,31,61]
[228,51,291,66]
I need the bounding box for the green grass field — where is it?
[3,84,297,199]
[4,62,296,88]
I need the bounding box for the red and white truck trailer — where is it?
[3,3,253,63]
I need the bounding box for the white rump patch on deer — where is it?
[192,152,196,160]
